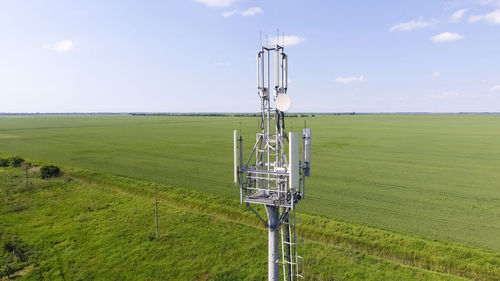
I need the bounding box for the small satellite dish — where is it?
[275,94,291,112]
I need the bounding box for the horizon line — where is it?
[2,111,500,116]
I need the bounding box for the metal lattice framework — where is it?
[234,39,311,281]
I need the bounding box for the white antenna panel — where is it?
[303,128,311,163]
[289,132,300,191]
[234,130,238,184]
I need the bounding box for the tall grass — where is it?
[66,166,500,280]
[1,166,467,281]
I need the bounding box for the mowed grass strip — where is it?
[1,114,500,252]
[0,167,468,281]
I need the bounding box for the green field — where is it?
[2,165,497,280]
[1,114,500,280]
[1,115,500,251]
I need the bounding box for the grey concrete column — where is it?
[267,206,280,281]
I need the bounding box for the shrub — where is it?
[9,156,24,167]
[40,165,61,179]
[0,158,8,167]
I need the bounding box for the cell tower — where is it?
[233,35,311,281]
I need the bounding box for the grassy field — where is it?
[3,164,498,280]
[1,114,500,255]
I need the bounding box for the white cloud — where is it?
[469,9,500,24]
[241,7,262,16]
[222,7,262,17]
[430,32,464,42]
[477,0,500,7]
[450,9,467,22]
[433,92,461,98]
[195,0,236,7]
[215,61,230,66]
[335,76,366,84]
[490,85,500,91]
[269,35,305,46]
[431,71,441,77]
[222,10,238,17]
[389,18,437,32]
[442,91,460,97]
[42,39,73,52]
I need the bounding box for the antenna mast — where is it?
[234,32,312,281]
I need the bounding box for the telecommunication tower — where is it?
[233,36,312,281]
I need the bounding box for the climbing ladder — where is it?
[281,208,304,281]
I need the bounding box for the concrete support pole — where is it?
[25,166,29,189]
[268,206,280,281]
[155,199,159,241]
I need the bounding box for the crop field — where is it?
[1,115,500,250]
[1,114,500,280]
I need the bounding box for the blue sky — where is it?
[1,0,500,113]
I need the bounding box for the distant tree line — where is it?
[129,113,317,117]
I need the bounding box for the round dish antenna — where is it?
[275,94,291,112]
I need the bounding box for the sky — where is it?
[1,0,500,113]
